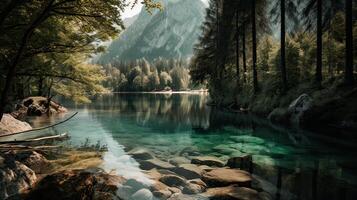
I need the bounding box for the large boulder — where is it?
[0,114,32,135]
[202,168,252,187]
[287,94,313,126]
[24,169,125,200]
[301,89,357,131]
[12,96,67,119]
[191,156,225,167]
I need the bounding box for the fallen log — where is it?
[0,112,78,138]
[0,133,69,145]
[0,145,61,151]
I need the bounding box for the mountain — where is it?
[123,14,139,28]
[98,0,206,64]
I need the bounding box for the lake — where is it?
[17,93,357,200]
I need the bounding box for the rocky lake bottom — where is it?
[4,93,357,200]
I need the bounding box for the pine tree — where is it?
[271,0,299,91]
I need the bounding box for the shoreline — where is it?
[106,89,209,95]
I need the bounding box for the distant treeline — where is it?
[102,58,194,92]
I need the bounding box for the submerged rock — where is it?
[139,159,175,170]
[124,178,149,192]
[188,179,207,189]
[159,174,187,188]
[182,182,206,194]
[212,144,239,154]
[168,193,206,200]
[191,156,225,167]
[229,135,265,145]
[0,114,32,135]
[202,168,252,187]
[237,144,270,155]
[128,148,155,160]
[202,185,261,200]
[226,155,253,172]
[172,164,203,179]
[131,188,153,200]
[169,157,190,166]
[179,147,201,157]
[117,185,135,200]
[152,187,173,199]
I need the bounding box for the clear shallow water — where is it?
[13,93,357,200]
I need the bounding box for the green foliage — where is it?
[103,58,191,92]
[0,0,161,108]
[170,66,190,90]
[159,71,172,88]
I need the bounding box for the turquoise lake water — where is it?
[11,93,357,200]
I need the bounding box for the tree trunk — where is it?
[0,27,33,121]
[215,0,220,78]
[316,0,323,85]
[345,0,354,85]
[280,0,288,92]
[236,7,240,89]
[0,1,54,121]
[252,0,258,93]
[327,20,333,77]
[242,23,247,84]
[217,0,236,79]
[38,77,44,96]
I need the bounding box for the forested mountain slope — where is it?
[98,0,206,63]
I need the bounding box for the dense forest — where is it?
[190,0,357,128]
[102,58,192,92]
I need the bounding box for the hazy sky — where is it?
[122,0,209,19]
